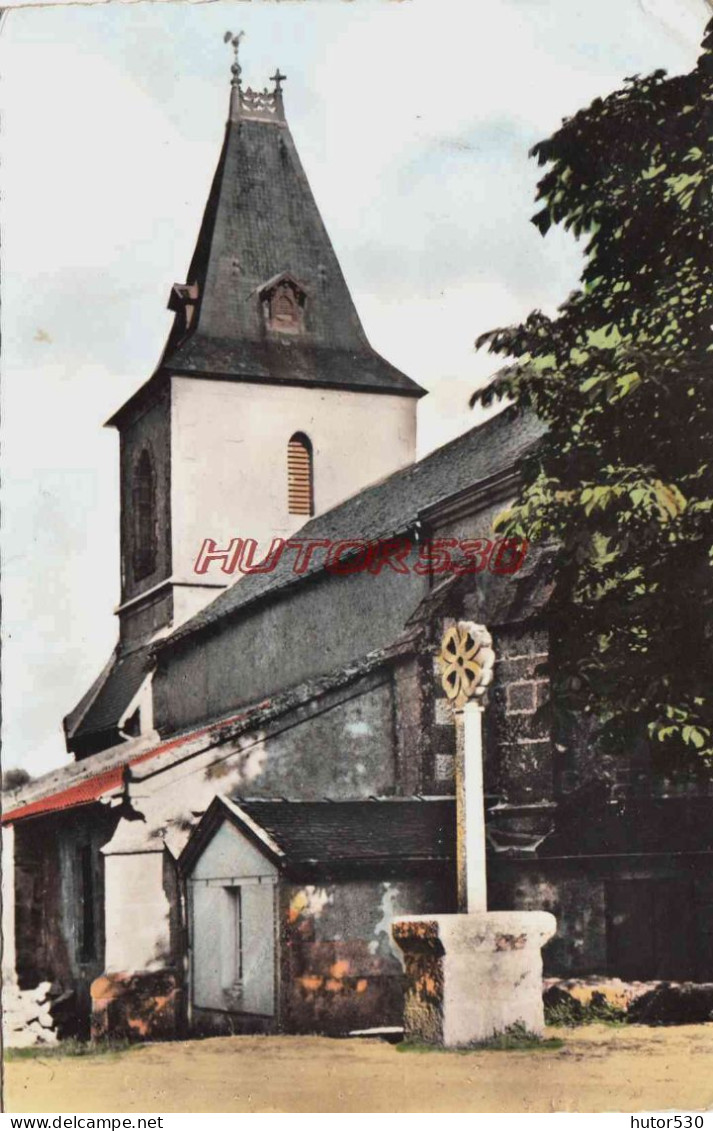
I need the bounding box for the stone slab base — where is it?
[545,977,713,1024]
[392,911,556,1047]
[91,970,182,1042]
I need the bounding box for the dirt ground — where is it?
[5,1025,713,1114]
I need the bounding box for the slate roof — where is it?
[405,539,557,631]
[180,795,456,879]
[239,798,456,863]
[4,694,269,826]
[63,648,119,740]
[159,406,546,652]
[64,643,152,751]
[108,89,422,428]
[158,339,420,397]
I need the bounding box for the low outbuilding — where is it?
[178,795,456,1035]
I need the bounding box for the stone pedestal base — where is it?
[392,911,556,1047]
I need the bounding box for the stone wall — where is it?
[197,673,400,802]
[279,875,456,1034]
[426,616,552,805]
[489,626,551,806]
[490,855,713,981]
[12,807,118,1040]
[392,655,431,796]
[153,564,428,735]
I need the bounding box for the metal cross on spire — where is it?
[270,68,287,94]
[224,30,245,88]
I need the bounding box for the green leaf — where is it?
[468,25,713,770]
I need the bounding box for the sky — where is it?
[1,0,708,778]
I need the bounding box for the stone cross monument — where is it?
[438,621,495,912]
[391,622,556,1046]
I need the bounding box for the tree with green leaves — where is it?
[476,21,713,766]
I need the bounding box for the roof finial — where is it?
[270,68,287,95]
[224,30,245,89]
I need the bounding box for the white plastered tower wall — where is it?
[169,375,417,621]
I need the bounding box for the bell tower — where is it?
[65,43,424,757]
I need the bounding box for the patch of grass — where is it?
[397,1023,564,1054]
[5,1038,137,1061]
[544,993,628,1029]
[476,1023,565,1051]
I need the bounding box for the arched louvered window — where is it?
[132,449,158,581]
[287,433,314,516]
[272,287,298,329]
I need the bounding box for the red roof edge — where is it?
[1,705,259,826]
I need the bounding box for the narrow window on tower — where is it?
[287,433,314,516]
[132,449,158,581]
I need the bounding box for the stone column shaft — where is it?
[455,700,487,914]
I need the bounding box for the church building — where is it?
[65,61,422,761]
[4,56,713,1047]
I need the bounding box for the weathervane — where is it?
[224,30,245,88]
[224,34,287,123]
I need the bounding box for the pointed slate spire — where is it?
[159,47,424,397]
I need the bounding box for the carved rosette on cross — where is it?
[438,621,495,709]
